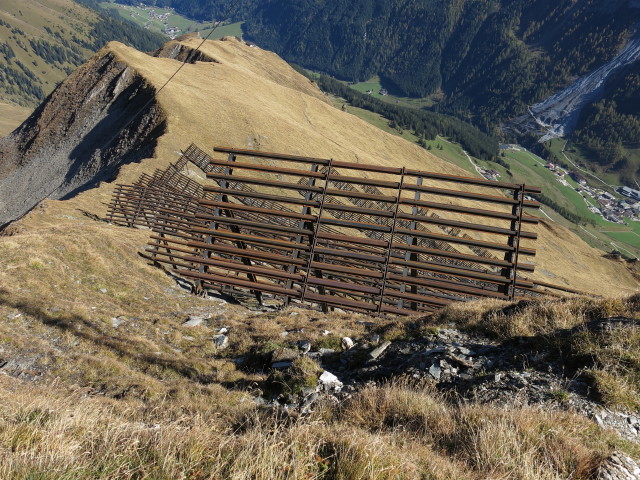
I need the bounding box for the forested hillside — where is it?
[243,0,640,131]
[573,61,640,182]
[0,0,165,107]
[297,70,498,161]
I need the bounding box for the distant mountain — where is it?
[242,0,640,132]
[0,0,165,107]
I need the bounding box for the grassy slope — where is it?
[0,101,31,136]
[0,39,638,477]
[0,278,638,478]
[0,0,98,106]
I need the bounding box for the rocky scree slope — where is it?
[0,47,166,228]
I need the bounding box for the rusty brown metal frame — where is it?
[179,146,540,313]
[107,143,586,315]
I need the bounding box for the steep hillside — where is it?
[0,0,165,108]
[0,37,637,299]
[571,61,640,182]
[234,0,640,130]
[0,37,638,479]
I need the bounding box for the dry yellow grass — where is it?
[0,102,31,137]
[6,36,635,299]
[0,376,633,479]
[429,294,640,338]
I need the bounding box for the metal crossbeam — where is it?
[108,143,584,315]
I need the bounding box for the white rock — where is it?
[183,316,205,327]
[111,317,124,328]
[321,330,331,336]
[429,363,441,380]
[369,341,391,360]
[341,337,354,350]
[319,370,343,389]
[213,334,228,349]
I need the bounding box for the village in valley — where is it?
[121,3,182,38]
[496,144,640,226]
[544,163,640,225]
[100,2,228,39]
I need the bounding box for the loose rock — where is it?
[111,317,125,328]
[271,361,293,369]
[183,316,205,327]
[369,341,391,361]
[429,363,441,380]
[597,452,640,480]
[271,347,299,363]
[213,335,228,349]
[341,337,354,350]
[299,340,311,354]
[319,370,343,390]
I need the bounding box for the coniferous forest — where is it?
[0,3,165,105]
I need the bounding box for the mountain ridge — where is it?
[0,37,636,296]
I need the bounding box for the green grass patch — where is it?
[349,76,440,109]
[605,230,640,249]
[349,77,384,97]
[485,147,640,257]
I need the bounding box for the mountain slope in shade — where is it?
[0,37,637,297]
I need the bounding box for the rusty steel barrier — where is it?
[107,159,205,228]
[126,145,583,316]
